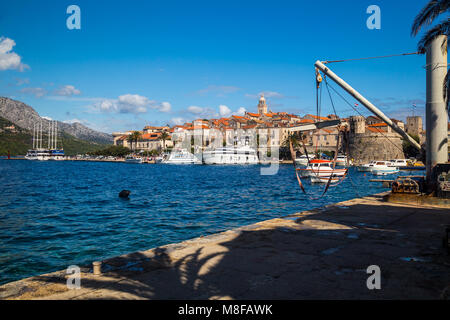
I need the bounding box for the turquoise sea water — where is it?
[0,160,418,285]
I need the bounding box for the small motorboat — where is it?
[297,159,347,178]
[357,160,376,172]
[295,154,315,166]
[125,155,143,164]
[370,161,399,175]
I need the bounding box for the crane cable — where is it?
[324,78,405,154]
[322,52,420,64]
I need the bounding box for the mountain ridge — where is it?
[0,97,113,144]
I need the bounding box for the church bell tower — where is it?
[257,94,267,115]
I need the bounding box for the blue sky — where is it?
[0,0,433,133]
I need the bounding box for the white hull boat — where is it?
[369,161,399,175]
[202,146,258,165]
[357,161,376,172]
[371,167,400,175]
[125,156,143,164]
[297,160,347,178]
[310,175,342,184]
[163,149,202,164]
[295,154,315,166]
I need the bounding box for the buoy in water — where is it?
[119,190,131,198]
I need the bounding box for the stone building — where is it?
[405,116,425,144]
[348,116,405,164]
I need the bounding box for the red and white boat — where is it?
[296,159,347,180]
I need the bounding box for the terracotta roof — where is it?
[304,114,329,121]
[299,119,315,124]
[366,126,385,133]
[246,112,260,117]
[368,123,388,127]
[141,132,161,140]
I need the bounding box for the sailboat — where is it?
[25,120,64,160]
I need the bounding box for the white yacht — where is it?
[295,154,315,166]
[125,155,143,164]
[370,161,399,175]
[162,149,202,164]
[202,146,258,165]
[25,149,51,161]
[357,160,377,172]
[388,159,408,167]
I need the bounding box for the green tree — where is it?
[127,131,142,151]
[402,134,421,159]
[88,145,131,157]
[160,131,170,151]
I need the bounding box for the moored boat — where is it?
[370,161,399,175]
[295,154,315,166]
[297,159,347,178]
[202,146,258,164]
[162,149,201,164]
[357,160,376,172]
[125,155,143,164]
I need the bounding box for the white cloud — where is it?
[197,85,240,96]
[219,105,232,117]
[15,77,29,85]
[170,117,187,126]
[55,85,81,96]
[261,91,284,98]
[42,116,52,120]
[94,99,117,112]
[157,101,171,113]
[236,107,246,116]
[20,87,46,98]
[0,37,29,71]
[187,105,204,114]
[90,94,170,114]
[245,91,284,99]
[118,94,151,108]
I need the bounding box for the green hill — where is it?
[0,116,110,156]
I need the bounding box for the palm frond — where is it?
[417,18,450,53]
[412,0,450,36]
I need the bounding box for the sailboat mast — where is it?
[32,123,35,149]
[51,121,55,150]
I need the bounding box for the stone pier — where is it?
[1,192,449,300]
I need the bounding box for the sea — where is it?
[0,160,418,285]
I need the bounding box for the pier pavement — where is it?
[1,192,449,300]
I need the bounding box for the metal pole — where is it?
[314,60,422,151]
[426,35,448,180]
